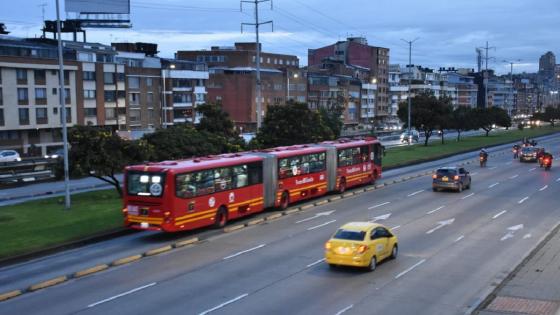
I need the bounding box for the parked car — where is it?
[325,222,398,271]
[0,150,22,163]
[400,130,419,143]
[432,166,471,192]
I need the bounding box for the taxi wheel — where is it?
[367,256,377,272]
[390,245,398,259]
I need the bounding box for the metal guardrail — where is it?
[0,158,58,185]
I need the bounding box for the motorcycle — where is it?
[479,154,487,167]
[512,148,519,159]
[543,157,552,171]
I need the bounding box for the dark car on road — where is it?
[432,167,471,192]
[519,147,539,162]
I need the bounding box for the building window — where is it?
[84,90,96,99]
[17,88,28,105]
[104,72,115,84]
[35,88,47,105]
[129,109,141,123]
[147,93,154,104]
[16,69,27,83]
[105,108,116,120]
[129,93,140,105]
[19,108,29,125]
[148,109,155,121]
[146,77,153,87]
[195,94,204,102]
[128,77,140,89]
[34,69,46,85]
[61,107,71,123]
[83,71,96,81]
[36,108,48,124]
[64,88,71,104]
[84,108,97,117]
[104,91,116,102]
[117,73,125,82]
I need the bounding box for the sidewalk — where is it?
[475,223,560,315]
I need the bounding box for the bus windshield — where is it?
[127,171,166,197]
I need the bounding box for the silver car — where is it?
[0,150,22,162]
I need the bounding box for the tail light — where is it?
[480,156,484,160]
[432,174,437,179]
[544,158,550,163]
[325,242,332,250]
[356,245,368,254]
[453,175,460,180]
[164,211,171,217]
[164,211,172,223]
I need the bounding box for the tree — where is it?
[69,126,152,197]
[533,106,560,127]
[255,102,334,148]
[144,124,240,161]
[474,107,511,136]
[196,102,246,150]
[318,104,344,139]
[397,92,449,146]
[451,106,476,141]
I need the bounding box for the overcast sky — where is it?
[2,0,559,74]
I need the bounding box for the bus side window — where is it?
[248,162,263,185]
[232,165,248,188]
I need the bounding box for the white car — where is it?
[0,150,22,162]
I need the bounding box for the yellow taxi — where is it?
[324,222,398,271]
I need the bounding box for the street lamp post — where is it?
[401,38,419,145]
[287,71,298,101]
[503,59,521,116]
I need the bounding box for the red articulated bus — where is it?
[123,137,384,232]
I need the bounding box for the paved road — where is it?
[1,136,559,314]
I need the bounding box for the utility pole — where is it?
[55,0,70,209]
[478,41,495,108]
[401,38,419,144]
[241,0,273,130]
[503,59,521,116]
[39,3,47,23]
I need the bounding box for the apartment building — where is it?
[439,69,478,108]
[308,37,390,121]
[0,36,79,155]
[176,42,302,131]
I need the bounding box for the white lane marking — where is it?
[523,233,532,239]
[335,304,354,315]
[88,282,157,308]
[461,193,475,200]
[508,224,524,231]
[539,185,548,191]
[454,235,465,243]
[391,225,401,230]
[529,167,536,172]
[492,210,507,219]
[199,293,249,315]
[395,259,426,279]
[488,182,500,188]
[223,244,266,260]
[307,219,337,231]
[370,213,391,222]
[427,205,445,215]
[518,197,529,204]
[407,190,424,197]
[489,166,497,170]
[426,218,455,234]
[501,233,514,241]
[368,201,390,210]
[509,174,519,179]
[306,258,325,268]
[295,210,336,224]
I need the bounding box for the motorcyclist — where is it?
[542,152,553,169]
[479,148,488,167]
[512,144,520,159]
[537,148,545,166]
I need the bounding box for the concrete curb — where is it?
[300,204,314,210]
[314,200,328,206]
[144,245,173,257]
[73,264,109,278]
[342,192,354,198]
[283,208,300,215]
[223,224,246,233]
[265,213,283,221]
[111,254,142,266]
[247,218,265,226]
[0,290,22,302]
[173,237,199,248]
[28,276,67,292]
[329,196,342,201]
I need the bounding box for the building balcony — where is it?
[361,83,377,90]
[173,102,193,108]
[172,87,193,92]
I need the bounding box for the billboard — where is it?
[65,0,130,14]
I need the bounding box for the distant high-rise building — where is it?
[539,51,556,78]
